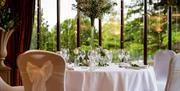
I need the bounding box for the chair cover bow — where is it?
[26,61,53,91]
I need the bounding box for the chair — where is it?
[0,76,24,91]
[17,50,65,91]
[153,50,176,91]
[165,53,180,91]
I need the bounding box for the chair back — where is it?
[0,76,24,91]
[154,50,176,81]
[17,50,65,91]
[165,53,180,91]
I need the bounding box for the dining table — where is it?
[65,64,158,91]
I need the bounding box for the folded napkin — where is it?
[119,62,131,67]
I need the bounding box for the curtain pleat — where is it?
[5,0,35,85]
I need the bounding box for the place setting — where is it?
[117,49,149,70]
[63,47,149,71]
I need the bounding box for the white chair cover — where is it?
[153,50,175,91]
[165,53,180,91]
[26,61,53,91]
[17,50,65,91]
[0,76,24,91]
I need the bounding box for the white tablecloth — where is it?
[65,66,158,91]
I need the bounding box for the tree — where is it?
[73,0,117,27]
[152,0,180,8]
[59,19,76,50]
[125,0,180,56]
[49,18,98,51]
[102,20,120,49]
[30,10,56,51]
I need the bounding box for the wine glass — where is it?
[73,47,81,66]
[77,49,86,66]
[118,49,125,63]
[124,51,130,63]
[88,50,98,70]
[79,50,86,60]
[58,48,69,63]
[105,50,113,65]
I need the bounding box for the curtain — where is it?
[5,0,35,85]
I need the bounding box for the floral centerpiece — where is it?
[73,47,88,66]
[95,47,108,66]
[0,0,19,68]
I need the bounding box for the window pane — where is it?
[30,0,57,51]
[60,0,77,50]
[172,7,180,52]
[124,0,144,61]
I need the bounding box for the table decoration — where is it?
[0,0,19,69]
[73,47,88,66]
[95,47,113,66]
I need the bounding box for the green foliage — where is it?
[73,0,117,26]
[79,18,99,48]
[152,0,180,7]
[125,0,180,57]
[0,0,5,9]
[30,0,180,63]
[162,32,180,47]
[60,19,76,50]
[127,43,143,59]
[49,18,98,51]
[126,0,144,19]
[30,23,37,49]
[30,11,56,51]
[102,21,120,49]
[0,0,19,30]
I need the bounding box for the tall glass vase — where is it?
[0,27,14,69]
[90,26,95,49]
